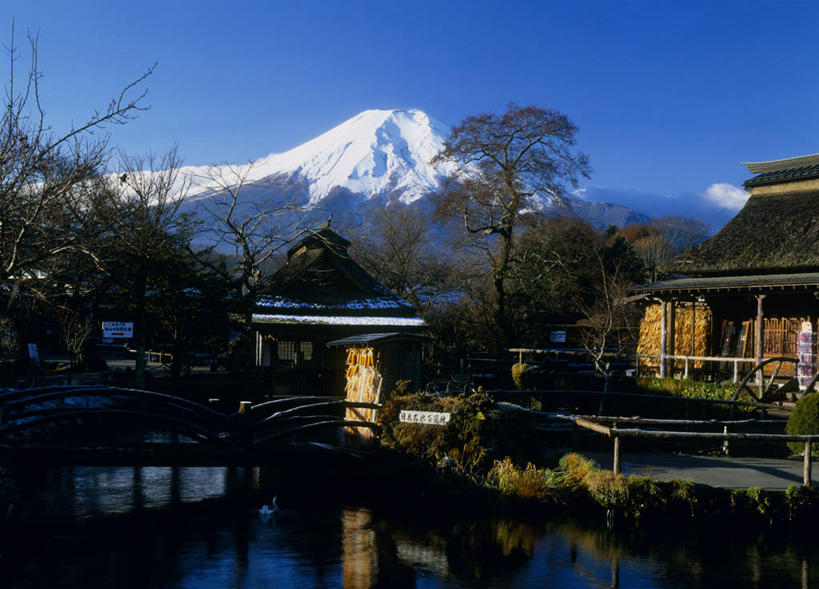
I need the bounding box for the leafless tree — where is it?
[196,163,313,332]
[57,308,94,375]
[349,206,456,312]
[100,147,192,387]
[433,103,591,347]
[0,29,155,308]
[0,315,18,358]
[577,249,641,412]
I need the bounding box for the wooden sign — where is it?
[399,410,450,426]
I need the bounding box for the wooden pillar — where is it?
[804,441,812,487]
[659,300,667,378]
[723,425,730,456]
[668,302,676,377]
[755,294,766,386]
[690,302,697,357]
[612,426,621,475]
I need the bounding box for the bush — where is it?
[785,393,819,455]
[511,363,541,390]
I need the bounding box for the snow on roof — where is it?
[256,295,409,311]
[252,314,427,327]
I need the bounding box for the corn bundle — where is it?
[637,303,711,371]
[344,346,381,438]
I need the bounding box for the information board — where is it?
[102,321,133,339]
[399,410,451,426]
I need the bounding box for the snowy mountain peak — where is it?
[190,108,454,206]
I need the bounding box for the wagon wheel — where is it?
[731,356,796,403]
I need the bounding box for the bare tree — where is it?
[197,163,312,331]
[56,308,94,378]
[349,206,456,312]
[100,147,192,387]
[433,103,591,347]
[0,315,18,358]
[577,245,642,412]
[0,29,154,306]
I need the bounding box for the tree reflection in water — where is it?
[3,466,819,588]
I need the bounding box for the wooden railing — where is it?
[498,402,816,487]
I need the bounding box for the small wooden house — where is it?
[633,153,819,380]
[253,224,426,395]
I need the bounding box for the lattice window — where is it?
[277,340,297,362]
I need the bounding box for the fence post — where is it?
[723,426,730,456]
[733,361,739,383]
[684,357,690,379]
[612,425,621,475]
[804,441,812,487]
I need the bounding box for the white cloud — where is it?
[701,183,749,211]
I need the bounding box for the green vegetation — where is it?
[636,377,738,401]
[785,393,819,455]
[381,392,819,527]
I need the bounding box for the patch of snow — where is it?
[252,314,426,327]
[256,295,411,311]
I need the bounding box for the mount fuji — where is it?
[180,108,649,235]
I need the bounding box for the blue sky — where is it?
[5,0,819,226]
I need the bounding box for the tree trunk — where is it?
[134,268,147,389]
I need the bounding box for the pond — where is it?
[1,466,817,588]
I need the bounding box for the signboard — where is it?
[27,343,39,367]
[550,330,567,343]
[102,322,133,339]
[399,410,451,426]
[798,322,816,390]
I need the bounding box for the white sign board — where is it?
[27,343,39,367]
[550,330,567,343]
[399,410,451,426]
[103,321,134,339]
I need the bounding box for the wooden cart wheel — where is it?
[731,356,796,402]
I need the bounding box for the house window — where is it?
[300,341,313,361]
[277,341,297,363]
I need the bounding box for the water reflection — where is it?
[26,466,237,520]
[5,467,819,588]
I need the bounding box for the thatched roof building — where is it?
[252,223,426,395]
[633,153,819,381]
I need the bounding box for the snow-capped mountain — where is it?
[184,108,455,207]
[181,108,650,235]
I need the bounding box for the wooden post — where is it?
[723,425,729,456]
[659,300,667,379]
[733,360,739,383]
[804,441,812,487]
[238,400,252,414]
[755,295,766,388]
[684,358,690,379]
[668,301,676,376]
[690,302,697,358]
[612,425,621,475]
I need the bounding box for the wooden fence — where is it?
[497,402,816,487]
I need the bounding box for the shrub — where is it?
[511,363,541,390]
[785,393,819,455]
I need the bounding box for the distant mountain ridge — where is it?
[181,108,654,233]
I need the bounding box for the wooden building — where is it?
[252,224,426,395]
[633,153,819,381]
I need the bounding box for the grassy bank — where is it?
[378,391,819,529]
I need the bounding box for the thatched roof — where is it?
[743,153,819,188]
[665,191,819,276]
[255,225,420,319]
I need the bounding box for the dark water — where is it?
[2,466,819,588]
